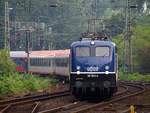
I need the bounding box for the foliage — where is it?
[112,35,124,67]
[105,14,125,37]
[119,71,150,82]
[136,45,150,73]
[132,25,150,72]
[0,0,149,50]
[113,24,150,73]
[0,49,16,75]
[0,73,57,98]
[119,67,150,81]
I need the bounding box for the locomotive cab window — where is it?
[76,47,90,57]
[96,47,110,57]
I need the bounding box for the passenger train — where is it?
[10,38,118,99]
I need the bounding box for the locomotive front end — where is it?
[70,40,118,99]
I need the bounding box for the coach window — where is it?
[30,58,34,66]
[35,58,37,65]
[34,58,37,66]
[76,47,90,57]
[39,58,41,66]
[60,58,64,67]
[34,59,36,65]
[63,58,67,67]
[36,58,38,66]
[55,58,59,66]
[43,58,46,66]
[31,59,34,65]
[43,59,47,66]
[62,58,66,67]
[42,58,44,66]
[96,47,110,57]
[48,58,51,66]
[46,58,49,66]
[65,58,68,66]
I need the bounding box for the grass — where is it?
[0,73,58,98]
[119,71,150,82]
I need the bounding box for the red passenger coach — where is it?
[10,51,27,72]
[10,50,70,77]
[29,49,70,76]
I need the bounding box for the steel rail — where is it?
[37,101,86,113]
[0,94,49,105]
[115,84,128,96]
[72,82,145,113]
[120,108,130,113]
[0,90,69,105]
[0,105,11,113]
[31,102,41,113]
[37,85,128,113]
[0,90,70,108]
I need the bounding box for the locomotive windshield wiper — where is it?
[102,53,107,57]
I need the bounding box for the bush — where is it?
[0,49,16,76]
[119,70,150,82]
[0,73,57,98]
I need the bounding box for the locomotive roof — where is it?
[71,40,116,47]
[10,49,70,58]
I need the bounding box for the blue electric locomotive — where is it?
[70,39,118,98]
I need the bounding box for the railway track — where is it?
[73,81,146,113]
[35,84,128,113]
[0,81,148,113]
[37,81,146,113]
[0,90,70,113]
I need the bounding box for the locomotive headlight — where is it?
[105,71,109,75]
[91,41,95,45]
[76,66,80,70]
[105,66,109,70]
[77,71,80,75]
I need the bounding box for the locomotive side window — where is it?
[76,47,90,56]
[96,47,110,57]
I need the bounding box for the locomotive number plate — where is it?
[87,75,99,78]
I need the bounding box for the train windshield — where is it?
[96,47,110,57]
[76,47,90,57]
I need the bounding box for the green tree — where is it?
[132,25,150,72]
[137,46,150,72]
